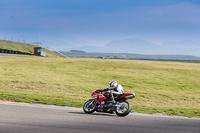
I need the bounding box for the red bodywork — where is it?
[94,96,106,102]
[92,91,135,102]
[92,92,107,102]
[120,93,134,98]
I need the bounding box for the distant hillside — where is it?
[73,38,200,56]
[0,40,58,57]
[105,38,160,54]
[70,50,85,53]
[61,51,200,61]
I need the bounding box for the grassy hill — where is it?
[0,56,199,118]
[0,40,58,57]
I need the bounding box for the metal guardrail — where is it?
[0,48,33,55]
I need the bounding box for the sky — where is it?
[0,0,200,55]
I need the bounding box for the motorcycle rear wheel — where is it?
[83,100,96,114]
[115,101,131,117]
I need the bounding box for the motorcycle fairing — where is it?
[92,94,107,102]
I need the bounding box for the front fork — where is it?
[88,99,95,107]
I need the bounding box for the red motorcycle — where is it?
[83,88,135,116]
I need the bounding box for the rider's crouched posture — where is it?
[97,80,124,103]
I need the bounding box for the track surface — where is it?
[0,103,199,133]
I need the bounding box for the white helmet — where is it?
[109,80,118,88]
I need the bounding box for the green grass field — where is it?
[0,54,200,117]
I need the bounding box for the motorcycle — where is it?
[83,88,135,117]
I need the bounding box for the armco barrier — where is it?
[0,48,33,55]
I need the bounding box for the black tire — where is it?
[115,101,131,117]
[83,100,96,114]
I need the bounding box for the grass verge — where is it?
[0,55,200,117]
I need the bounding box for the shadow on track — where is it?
[68,111,117,117]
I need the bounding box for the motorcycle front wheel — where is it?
[83,100,96,114]
[115,101,131,117]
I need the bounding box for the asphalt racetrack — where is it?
[0,102,199,133]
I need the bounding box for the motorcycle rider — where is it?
[98,80,124,102]
[109,80,124,95]
[83,80,135,115]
